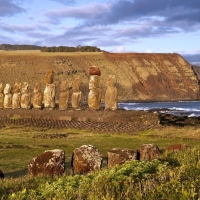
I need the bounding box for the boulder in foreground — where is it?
[72,144,102,174]
[107,148,137,168]
[28,149,65,176]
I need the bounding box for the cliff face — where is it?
[0,51,198,101]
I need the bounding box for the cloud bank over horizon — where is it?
[0,0,199,63]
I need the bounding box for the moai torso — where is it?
[43,83,56,110]
[59,81,69,110]
[88,75,102,110]
[0,83,4,108]
[12,83,21,109]
[32,82,43,109]
[72,77,82,110]
[105,75,118,110]
[3,84,12,109]
[21,82,31,109]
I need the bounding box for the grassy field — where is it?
[0,125,200,177]
[0,125,200,199]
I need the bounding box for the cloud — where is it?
[182,54,200,65]
[0,0,25,17]
[50,0,76,5]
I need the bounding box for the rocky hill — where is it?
[0,51,199,101]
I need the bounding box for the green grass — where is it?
[0,125,200,176]
[0,125,200,199]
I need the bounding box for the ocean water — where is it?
[118,101,200,117]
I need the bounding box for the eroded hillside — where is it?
[0,51,199,101]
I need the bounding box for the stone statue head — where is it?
[89,75,99,89]
[44,70,54,84]
[4,84,11,94]
[73,77,81,92]
[107,75,116,87]
[21,82,30,94]
[34,82,42,92]
[13,82,21,93]
[59,80,68,92]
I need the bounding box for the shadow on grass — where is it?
[5,168,28,178]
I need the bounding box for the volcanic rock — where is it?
[138,144,160,161]
[107,148,137,168]
[28,149,65,176]
[32,82,43,109]
[72,144,103,174]
[89,66,101,76]
[3,83,12,109]
[12,82,21,109]
[21,82,31,109]
[0,83,4,108]
[59,81,69,110]
[43,83,56,110]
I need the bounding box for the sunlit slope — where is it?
[0,51,198,101]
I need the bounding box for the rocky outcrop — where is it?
[107,148,137,168]
[138,144,160,161]
[72,144,103,174]
[0,52,198,101]
[28,149,65,176]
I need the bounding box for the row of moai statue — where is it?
[0,67,118,110]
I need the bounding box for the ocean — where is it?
[118,101,200,117]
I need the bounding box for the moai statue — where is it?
[3,84,12,109]
[43,84,56,110]
[32,82,43,109]
[12,82,21,109]
[21,82,31,109]
[44,70,54,85]
[88,66,102,110]
[0,83,4,108]
[58,80,69,110]
[105,75,118,110]
[72,77,82,110]
[43,70,56,110]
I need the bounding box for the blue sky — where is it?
[0,0,200,64]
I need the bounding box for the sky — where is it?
[0,0,200,65]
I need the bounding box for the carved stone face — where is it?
[13,83,21,93]
[4,84,11,94]
[34,82,41,92]
[89,75,99,89]
[21,82,30,94]
[59,81,68,92]
[107,75,116,87]
[73,77,81,92]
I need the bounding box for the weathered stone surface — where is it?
[166,143,192,152]
[32,82,43,109]
[107,148,137,168]
[21,82,31,109]
[88,75,102,110]
[72,77,82,110]
[44,70,54,84]
[28,149,65,176]
[105,75,118,110]
[72,144,103,174]
[89,66,101,76]
[43,83,56,110]
[12,82,21,109]
[59,81,69,110]
[0,83,4,108]
[0,169,4,179]
[138,144,160,161]
[3,84,12,109]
